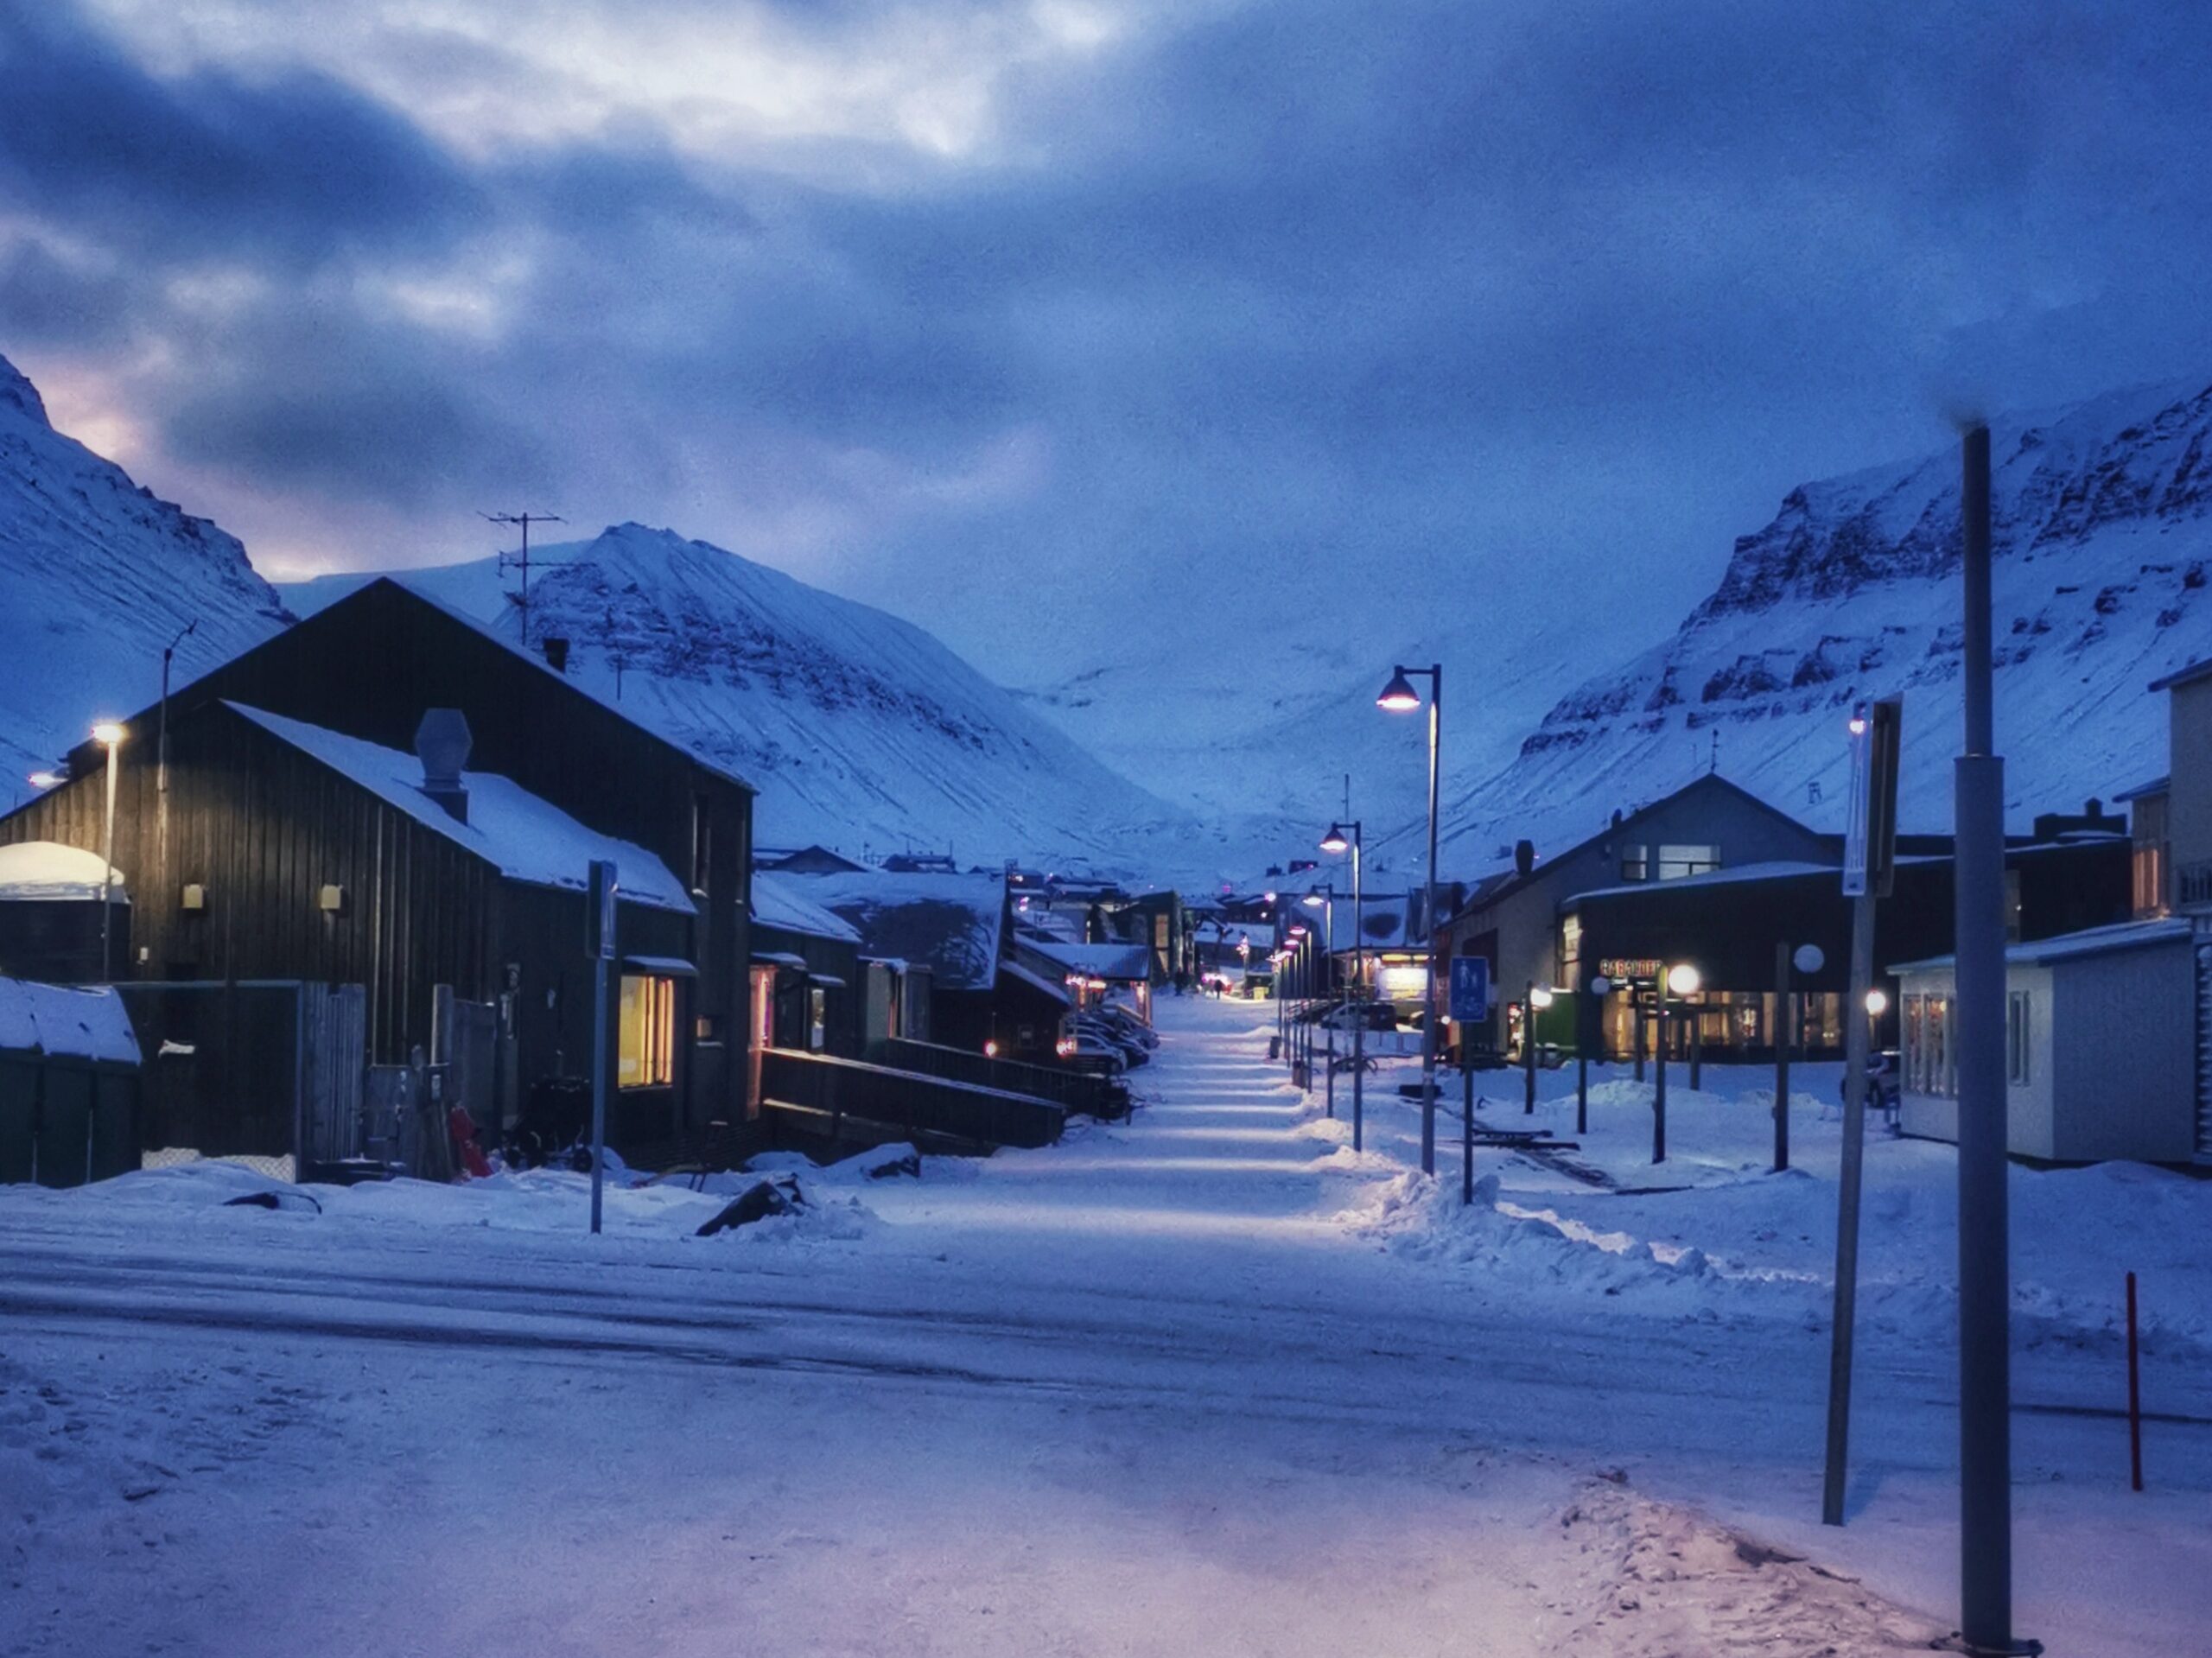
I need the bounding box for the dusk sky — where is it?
[5,1,2211,684]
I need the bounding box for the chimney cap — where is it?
[415,708,472,787]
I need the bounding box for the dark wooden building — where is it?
[5,578,757,1143]
[749,871,865,1058]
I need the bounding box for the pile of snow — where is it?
[0,841,126,902]
[0,977,139,1062]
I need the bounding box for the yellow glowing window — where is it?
[619,975,677,1088]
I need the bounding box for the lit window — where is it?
[808,986,827,1052]
[1655,844,1720,880]
[619,975,677,1088]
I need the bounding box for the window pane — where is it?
[619,974,676,1088]
[1655,844,1721,880]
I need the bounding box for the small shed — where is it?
[0,977,143,1186]
[1893,918,2203,1164]
[0,841,130,983]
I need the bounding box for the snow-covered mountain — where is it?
[0,354,289,793]
[283,525,1212,875]
[1411,378,2212,873]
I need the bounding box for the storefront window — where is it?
[808,986,827,1051]
[620,974,677,1088]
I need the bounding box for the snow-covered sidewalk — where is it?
[3,994,2207,1655]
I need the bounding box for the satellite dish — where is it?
[1793,943,1825,975]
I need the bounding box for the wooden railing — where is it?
[865,1038,1128,1120]
[760,1048,1065,1150]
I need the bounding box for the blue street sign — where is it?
[1448,956,1491,1022]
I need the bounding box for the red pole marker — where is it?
[2126,1271,2144,1493]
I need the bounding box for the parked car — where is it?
[1092,1003,1159,1048]
[1071,1015,1148,1068]
[1058,1031,1128,1075]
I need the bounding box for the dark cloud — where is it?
[3,0,2212,680]
[0,5,481,269]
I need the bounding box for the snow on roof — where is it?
[1000,957,1074,1006]
[1565,860,1845,905]
[1027,939,1154,981]
[802,871,1006,991]
[750,871,863,945]
[1892,917,2196,975]
[0,841,128,903]
[225,704,694,914]
[0,978,139,1063]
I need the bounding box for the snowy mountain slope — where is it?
[0,355,289,794]
[1408,378,2212,873]
[283,525,1211,873]
[1013,594,1657,880]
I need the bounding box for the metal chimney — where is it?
[415,708,472,824]
[542,638,570,674]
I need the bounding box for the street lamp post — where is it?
[1378,664,1443,1175]
[1523,981,1554,1113]
[92,721,125,982]
[1303,886,1339,1118]
[1654,963,1699,1164]
[1321,819,1366,1151]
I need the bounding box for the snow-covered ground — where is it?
[3,995,2206,1655]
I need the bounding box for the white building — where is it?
[1894,918,2202,1162]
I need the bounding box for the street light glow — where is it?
[1529,985,1554,1008]
[1301,893,1324,908]
[91,721,125,746]
[1666,963,1701,996]
[1319,823,1350,854]
[1865,988,1890,1017]
[28,771,61,789]
[1376,668,1421,711]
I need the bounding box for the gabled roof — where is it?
[750,870,863,944]
[227,704,695,913]
[1022,939,1154,982]
[2114,775,2171,803]
[76,576,753,793]
[802,871,1007,991]
[1448,772,1825,924]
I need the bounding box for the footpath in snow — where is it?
[2,993,2207,1656]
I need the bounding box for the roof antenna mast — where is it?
[485,511,564,649]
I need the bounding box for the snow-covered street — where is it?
[4,995,2208,1656]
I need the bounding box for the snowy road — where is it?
[4,995,2208,1655]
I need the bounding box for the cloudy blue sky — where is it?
[4,0,2210,686]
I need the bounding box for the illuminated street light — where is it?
[92,721,124,982]
[1667,962,1702,996]
[1376,662,1444,1172]
[1319,823,1351,854]
[1865,988,1890,1017]
[28,771,61,789]
[1529,985,1556,1009]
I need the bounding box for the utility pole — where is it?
[486,511,565,650]
[1953,424,2033,1654]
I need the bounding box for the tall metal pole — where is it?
[1322,892,1336,1119]
[1522,979,1538,1112]
[1955,422,2024,1653]
[1421,665,1441,1174]
[1773,943,1793,1173]
[1351,825,1365,1153]
[99,737,119,982]
[1651,984,1668,1163]
[1822,886,1878,1525]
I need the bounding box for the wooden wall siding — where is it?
[49,581,755,1121]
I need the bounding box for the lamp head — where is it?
[1301,893,1324,909]
[1864,988,1889,1017]
[91,721,125,746]
[1666,962,1701,996]
[28,771,61,789]
[1376,669,1421,712]
[1319,823,1351,854]
[1529,985,1555,1009]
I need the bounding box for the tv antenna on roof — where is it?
[485,511,564,648]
